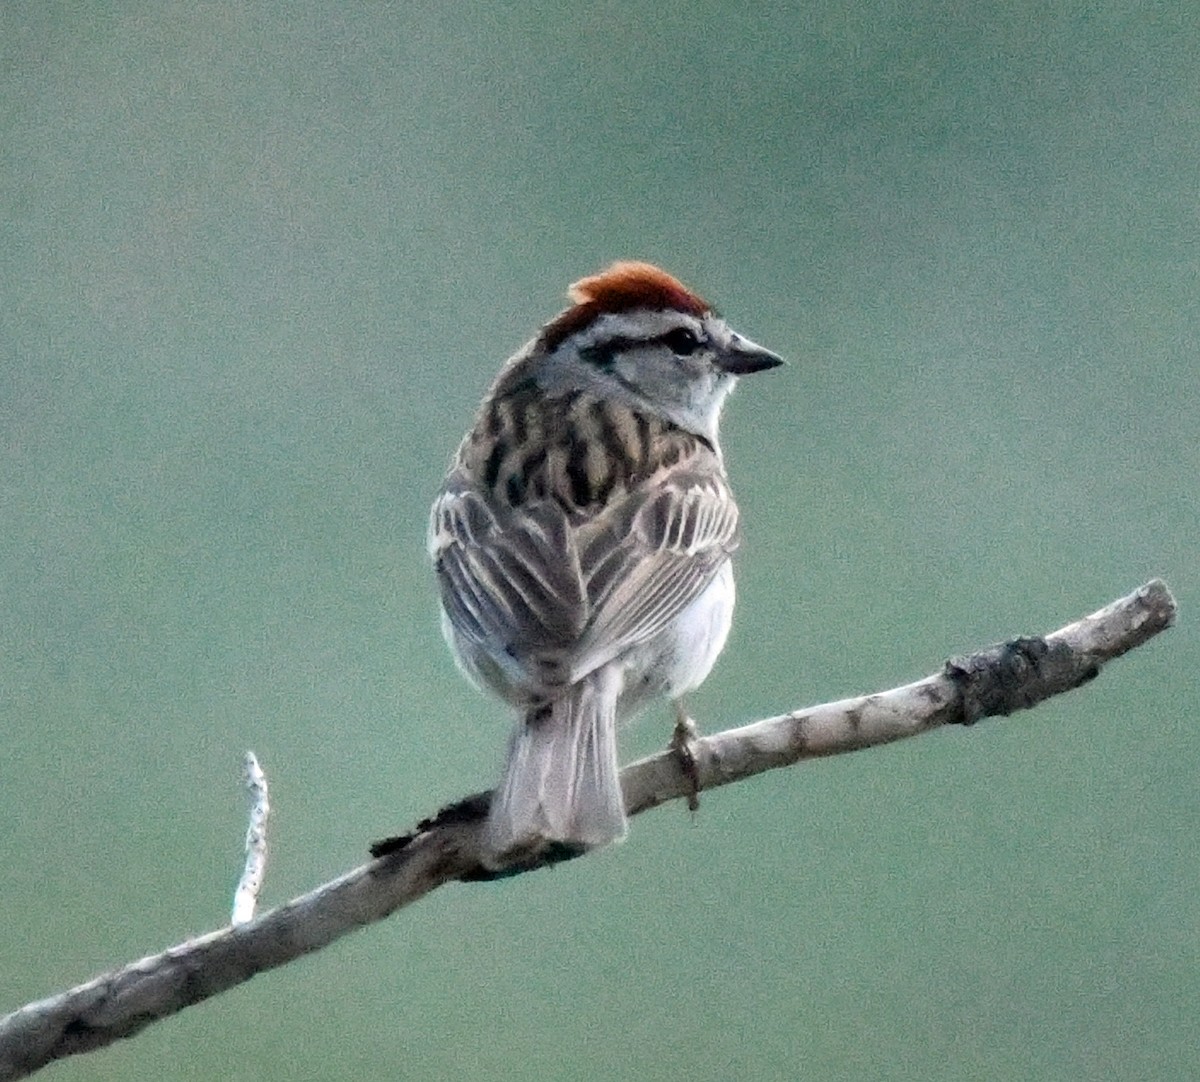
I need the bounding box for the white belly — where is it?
[614,560,735,720]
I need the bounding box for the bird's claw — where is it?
[669,712,702,814]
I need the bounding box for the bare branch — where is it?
[0,580,1176,1081]
[231,752,270,926]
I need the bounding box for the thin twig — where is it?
[231,752,270,926]
[0,580,1177,1082]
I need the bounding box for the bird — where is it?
[429,261,783,869]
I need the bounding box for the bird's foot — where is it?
[669,710,702,815]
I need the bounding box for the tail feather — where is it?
[484,669,627,866]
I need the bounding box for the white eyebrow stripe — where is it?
[574,310,708,349]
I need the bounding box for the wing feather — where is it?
[431,430,738,693]
[573,470,738,673]
[432,487,587,657]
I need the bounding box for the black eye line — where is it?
[579,329,708,369]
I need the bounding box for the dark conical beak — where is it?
[716,332,786,376]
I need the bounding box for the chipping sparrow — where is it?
[430,261,782,868]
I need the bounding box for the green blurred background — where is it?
[2,3,1196,1079]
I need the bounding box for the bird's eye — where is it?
[661,327,703,356]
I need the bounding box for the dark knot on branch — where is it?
[944,636,1099,725]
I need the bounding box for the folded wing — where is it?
[431,435,739,696]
